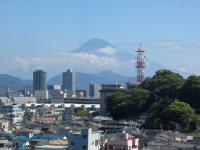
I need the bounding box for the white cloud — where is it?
[15,52,122,73]
[169,64,200,76]
[118,40,200,53]
[15,57,30,71]
[97,46,117,55]
[13,40,200,78]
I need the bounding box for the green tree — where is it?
[179,75,200,108]
[105,89,150,120]
[125,88,150,117]
[144,99,197,132]
[105,91,129,120]
[162,100,197,132]
[75,108,90,117]
[144,97,174,128]
[140,69,185,100]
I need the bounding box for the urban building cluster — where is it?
[0,69,199,150]
[33,69,101,100]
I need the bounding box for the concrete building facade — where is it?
[100,83,124,116]
[33,70,47,99]
[68,128,101,150]
[106,132,139,150]
[89,83,100,98]
[62,69,75,95]
[51,90,67,100]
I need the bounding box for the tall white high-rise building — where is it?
[62,69,75,95]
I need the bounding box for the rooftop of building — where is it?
[14,129,34,133]
[35,145,68,148]
[32,133,66,140]
[36,117,57,122]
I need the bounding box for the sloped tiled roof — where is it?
[32,133,66,140]
[17,136,29,142]
[36,118,56,121]
[48,129,57,134]
[48,139,68,145]
[14,129,33,133]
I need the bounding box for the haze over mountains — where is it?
[0,70,136,96]
[0,38,192,95]
[71,38,191,78]
[48,70,137,90]
[11,38,192,79]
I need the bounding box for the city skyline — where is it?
[0,0,200,79]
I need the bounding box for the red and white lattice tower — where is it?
[136,43,146,82]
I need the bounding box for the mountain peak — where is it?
[73,38,116,53]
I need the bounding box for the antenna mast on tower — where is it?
[136,43,146,83]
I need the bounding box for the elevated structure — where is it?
[136,44,146,83]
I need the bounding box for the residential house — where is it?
[36,117,57,123]
[16,136,30,150]
[0,103,22,123]
[106,132,139,150]
[0,120,9,132]
[68,128,101,150]
[14,129,34,139]
[0,131,14,149]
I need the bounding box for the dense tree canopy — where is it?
[125,88,150,117]
[144,97,174,127]
[106,91,129,120]
[105,89,150,120]
[140,69,185,100]
[179,75,200,108]
[162,100,197,132]
[105,69,199,132]
[144,99,197,132]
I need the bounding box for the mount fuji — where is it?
[70,38,190,78]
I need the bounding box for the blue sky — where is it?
[0,0,200,79]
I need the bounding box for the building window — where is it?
[82,135,87,139]
[132,144,137,148]
[82,145,87,149]
[71,142,75,146]
[109,145,113,149]
[95,140,98,146]
[91,141,94,145]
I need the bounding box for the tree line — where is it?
[105,69,200,132]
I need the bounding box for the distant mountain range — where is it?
[0,70,137,96]
[0,38,192,95]
[0,74,32,96]
[48,70,137,90]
